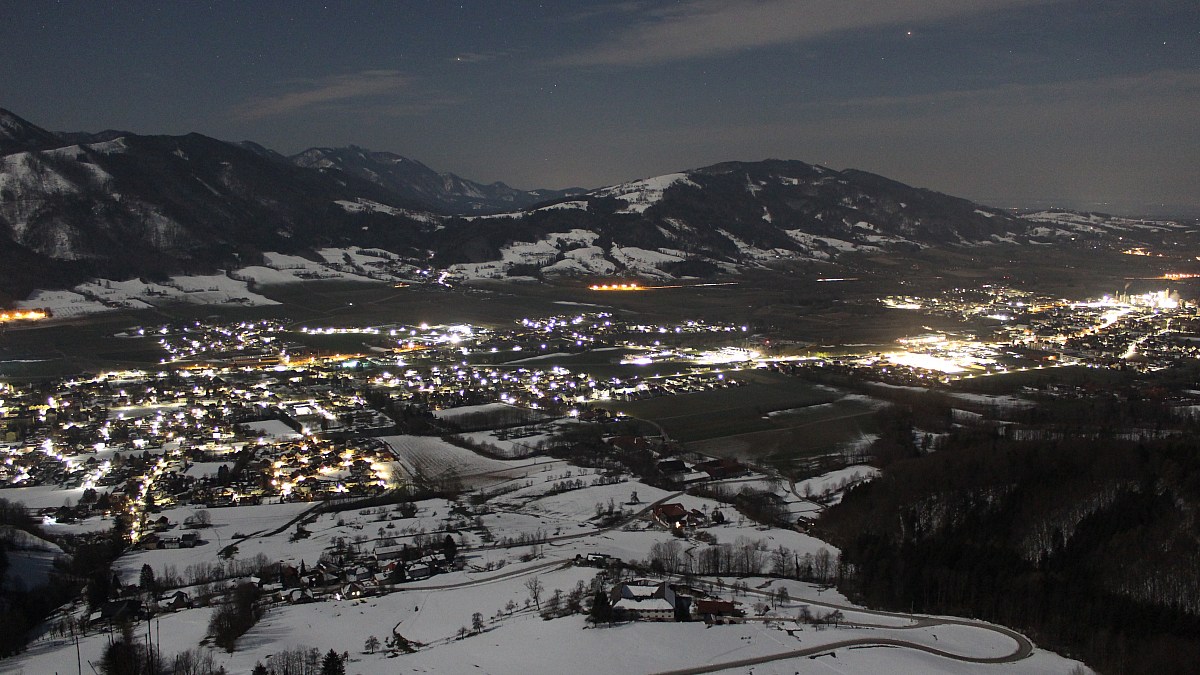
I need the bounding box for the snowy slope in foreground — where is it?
[11,588,1087,675]
[5,469,1091,675]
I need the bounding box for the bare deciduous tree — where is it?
[524,576,544,610]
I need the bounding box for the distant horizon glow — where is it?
[0,1,1197,216]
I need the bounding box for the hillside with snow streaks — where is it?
[15,246,423,316]
[1021,210,1190,237]
[594,173,699,213]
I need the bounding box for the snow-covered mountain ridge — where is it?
[292,146,583,214]
[2,107,1190,302]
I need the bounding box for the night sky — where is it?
[3,1,1197,215]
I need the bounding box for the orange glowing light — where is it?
[589,283,644,291]
[0,309,48,323]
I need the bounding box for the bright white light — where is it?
[694,347,760,365]
[887,352,967,373]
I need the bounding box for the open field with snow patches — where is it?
[2,237,1183,381]
[595,372,842,440]
[594,371,886,473]
[380,435,569,489]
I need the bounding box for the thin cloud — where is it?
[634,69,1200,145]
[232,70,411,121]
[558,0,1059,67]
[450,51,510,64]
[811,69,1200,118]
[562,1,649,23]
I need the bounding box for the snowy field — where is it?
[0,483,92,509]
[242,419,302,440]
[594,173,699,214]
[5,468,1092,675]
[449,419,574,459]
[0,426,1087,675]
[0,528,63,590]
[113,502,316,582]
[431,402,533,422]
[11,609,1084,675]
[795,464,879,502]
[379,435,550,483]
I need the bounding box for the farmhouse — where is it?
[652,502,688,529]
[694,599,742,624]
[286,588,315,604]
[160,590,192,612]
[697,458,747,480]
[652,502,706,530]
[610,581,683,622]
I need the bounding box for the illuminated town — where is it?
[4,285,1198,524]
[2,278,1199,675]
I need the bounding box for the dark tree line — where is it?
[208,582,263,652]
[820,434,1200,674]
[0,497,128,656]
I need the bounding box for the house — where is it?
[614,595,675,621]
[286,588,315,604]
[610,581,681,622]
[373,543,408,561]
[280,563,301,588]
[694,599,741,624]
[341,581,371,598]
[92,599,144,625]
[579,553,615,567]
[651,503,707,529]
[652,503,688,529]
[697,458,747,480]
[657,459,688,480]
[407,562,434,580]
[161,591,192,611]
[609,435,650,452]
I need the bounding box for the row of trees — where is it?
[646,537,839,582]
[208,582,263,652]
[254,647,346,675]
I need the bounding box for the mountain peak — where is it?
[289,145,580,215]
[0,107,64,155]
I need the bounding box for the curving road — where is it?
[650,633,1031,675]
[650,579,1033,674]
